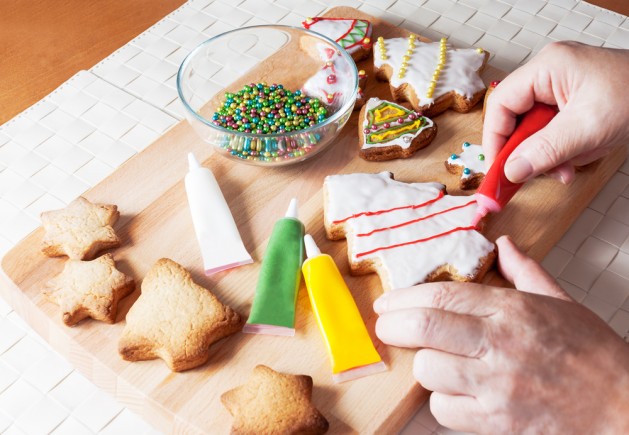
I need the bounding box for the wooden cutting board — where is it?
[1,6,625,434]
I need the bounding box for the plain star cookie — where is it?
[358,97,437,161]
[323,172,496,291]
[118,258,242,372]
[302,16,373,61]
[373,34,489,117]
[41,196,121,260]
[221,365,329,434]
[446,141,486,190]
[43,253,134,326]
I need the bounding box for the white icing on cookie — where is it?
[325,172,494,290]
[302,44,355,110]
[373,37,486,107]
[302,17,372,55]
[448,142,486,179]
[361,97,434,150]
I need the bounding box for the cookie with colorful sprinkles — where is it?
[358,97,437,161]
[302,16,373,62]
[373,34,489,117]
[446,141,487,189]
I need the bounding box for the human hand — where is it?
[374,236,629,434]
[483,42,629,184]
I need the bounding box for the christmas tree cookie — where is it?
[302,17,373,61]
[323,172,496,291]
[373,34,489,117]
[358,97,437,161]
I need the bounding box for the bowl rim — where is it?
[176,24,359,139]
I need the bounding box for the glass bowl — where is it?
[177,25,359,166]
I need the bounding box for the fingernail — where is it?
[373,295,388,313]
[505,155,533,183]
[547,171,565,184]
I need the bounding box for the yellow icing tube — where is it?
[302,234,386,383]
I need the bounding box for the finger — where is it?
[375,308,487,357]
[482,62,558,166]
[545,162,575,184]
[504,104,598,183]
[430,392,483,433]
[374,282,499,316]
[414,349,485,396]
[496,235,570,300]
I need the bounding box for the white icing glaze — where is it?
[373,38,486,106]
[302,44,355,110]
[447,143,485,179]
[325,172,495,290]
[361,97,433,150]
[303,18,371,54]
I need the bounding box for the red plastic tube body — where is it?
[473,103,559,226]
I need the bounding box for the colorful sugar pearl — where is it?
[426,37,448,100]
[210,83,329,162]
[212,83,328,134]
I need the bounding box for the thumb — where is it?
[496,235,571,301]
[504,107,593,183]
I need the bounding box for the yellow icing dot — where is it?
[364,37,371,44]
[476,47,484,54]
[377,36,384,42]
[409,34,416,40]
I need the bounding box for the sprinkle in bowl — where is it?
[177,25,358,166]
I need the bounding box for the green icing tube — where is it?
[243,198,304,336]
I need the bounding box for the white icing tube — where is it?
[184,152,253,274]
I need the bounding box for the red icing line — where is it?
[302,18,371,51]
[332,191,444,225]
[336,19,358,45]
[356,226,477,258]
[357,200,477,237]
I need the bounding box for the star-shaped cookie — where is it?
[43,253,135,326]
[373,35,489,117]
[118,258,243,372]
[41,196,121,260]
[221,365,329,434]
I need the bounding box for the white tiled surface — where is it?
[0,0,628,434]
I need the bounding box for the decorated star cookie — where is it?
[118,258,242,372]
[446,142,486,189]
[324,172,496,291]
[358,97,437,161]
[41,196,121,260]
[221,365,329,434]
[302,45,362,111]
[43,253,134,326]
[302,17,373,61]
[373,34,489,117]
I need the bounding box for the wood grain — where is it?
[1,6,627,434]
[0,0,186,125]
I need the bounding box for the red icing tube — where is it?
[472,103,558,226]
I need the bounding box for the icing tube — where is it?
[184,152,253,274]
[243,198,305,336]
[301,234,386,383]
[472,103,558,226]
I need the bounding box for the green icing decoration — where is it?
[365,101,424,145]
